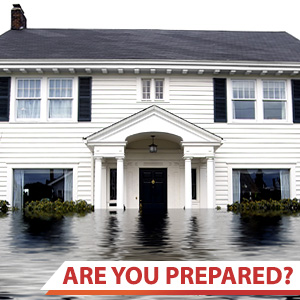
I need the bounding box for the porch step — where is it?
[108,199,117,209]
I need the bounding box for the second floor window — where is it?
[230,79,288,122]
[142,78,164,101]
[263,80,286,120]
[16,79,41,119]
[232,80,256,120]
[48,79,73,119]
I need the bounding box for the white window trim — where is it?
[47,77,77,122]
[6,163,78,207]
[228,78,292,124]
[227,163,296,205]
[14,77,43,121]
[11,76,78,123]
[137,77,169,102]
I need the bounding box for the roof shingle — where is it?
[1,29,300,62]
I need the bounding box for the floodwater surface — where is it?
[0,209,300,300]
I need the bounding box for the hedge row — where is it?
[227,198,300,215]
[0,199,94,219]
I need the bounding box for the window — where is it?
[48,79,73,119]
[13,169,73,208]
[263,80,286,120]
[192,168,197,200]
[16,79,41,119]
[110,169,117,200]
[232,80,256,119]
[141,78,164,101]
[229,79,290,123]
[232,169,290,202]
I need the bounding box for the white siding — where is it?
[1,73,300,207]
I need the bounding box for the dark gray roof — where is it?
[1,29,300,62]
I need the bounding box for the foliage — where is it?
[24,199,94,219]
[227,198,300,216]
[0,200,9,213]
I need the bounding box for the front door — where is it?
[139,168,167,212]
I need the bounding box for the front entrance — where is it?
[139,168,167,212]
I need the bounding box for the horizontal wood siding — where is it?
[1,74,300,207]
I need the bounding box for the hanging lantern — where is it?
[149,135,157,153]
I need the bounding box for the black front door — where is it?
[139,168,167,212]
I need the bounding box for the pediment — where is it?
[85,105,222,146]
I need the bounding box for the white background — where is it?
[1,0,300,39]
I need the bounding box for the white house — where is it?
[1,4,300,211]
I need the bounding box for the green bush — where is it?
[227,198,300,216]
[0,200,9,213]
[24,199,94,219]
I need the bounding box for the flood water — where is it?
[1,209,300,300]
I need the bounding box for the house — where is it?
[1,4,300,211]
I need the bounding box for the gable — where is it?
[85,105,222,147]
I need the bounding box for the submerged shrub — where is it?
[0,200,9,214]
[227,198,300,216]
[24,199,94,219]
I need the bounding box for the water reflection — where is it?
[1,209,300,300]
[237,214,283,246]
[9,211,74,253]
[136,212,169,247]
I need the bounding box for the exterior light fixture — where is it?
[149,135,157,153]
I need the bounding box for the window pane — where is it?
[49,79,73,98]
[17,99,40,118]
[232,80,255,99]
[17,79,41,98]
[263,80,286,99]
[49,99,72,118]
[13,169,73,208]
[192,168,196,200]
[155,79,164,99]
[110,169,117,200]
[233,169,289,202]
[263,101,286,120]
[233,100,255,119]
[142,79,151,99]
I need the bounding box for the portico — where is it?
[84,106,222,210]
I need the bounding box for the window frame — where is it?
[6,163,78,208]
[138,77,168,102]
[228,78,292,123]
[47,78,75,121]
[262,80,287,120]
[11,77,78,123]
[15,78,42,120]
[228,164,295,204]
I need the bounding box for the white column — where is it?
[116,157,124,210]
[207,157,215,209]
[184,157,193,209]
[94,157,102,209]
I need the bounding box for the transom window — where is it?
[48,79,73,119]
[141,78,165,101]
[16,79,41,119]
